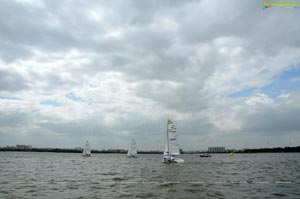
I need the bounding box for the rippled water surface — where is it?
[0,152,299,198]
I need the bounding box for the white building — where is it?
[208,147,225,153]
[16,145,32,150]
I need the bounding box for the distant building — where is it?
[208,147,225,153]
[16,145,32,150]
[74,147,83,151]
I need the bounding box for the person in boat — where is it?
[170,155,174,162]
[165,156,171,162]
[164,152,172,163]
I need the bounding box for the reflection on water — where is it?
[0,152,299,198]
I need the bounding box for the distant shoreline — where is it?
[0,146,299,154]
[0,148,162,154]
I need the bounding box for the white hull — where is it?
[174,158,184,163]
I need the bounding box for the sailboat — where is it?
[127,139,137,158]
[82,140,92,157]
[162,119,184,163]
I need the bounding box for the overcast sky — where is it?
[0,0,300,150]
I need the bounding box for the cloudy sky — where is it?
[0,0,300,150]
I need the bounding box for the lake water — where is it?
[0,152,299,198]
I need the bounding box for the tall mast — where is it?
[166,120,169,156]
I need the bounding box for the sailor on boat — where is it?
[170,155,175,162]
[163,154,175,163]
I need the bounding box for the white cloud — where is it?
[245,93,274,106]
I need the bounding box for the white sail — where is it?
[82,140,91,156]
[163,139,168,156]
[168,123,180,155]
[164,123,180,156]
[127,148,131,156]
[127,139,137,157]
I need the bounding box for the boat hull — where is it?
[162,158,184,164]
[174,158,184,163]
[127,155,137,158]
[200,154,211,157]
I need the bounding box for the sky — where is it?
[0,0,300,150]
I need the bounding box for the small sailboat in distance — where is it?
[82,140,92,157]
[162,119,184,163]
[127,139,137,158]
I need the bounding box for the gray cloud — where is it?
[0,69,27,91]
[241,100,300,134]
[0,111,28,127]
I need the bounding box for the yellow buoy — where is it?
[230,152,235,157]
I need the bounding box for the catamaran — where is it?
[82,140,92,157]
[127,139,137,158]
[162,119,184,163]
